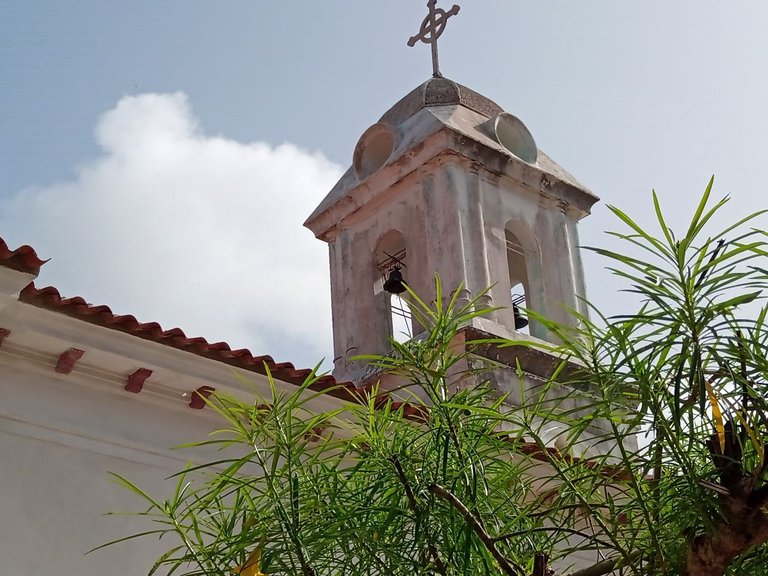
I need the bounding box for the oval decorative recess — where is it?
[353,123,396,180]
[493,112,537,164]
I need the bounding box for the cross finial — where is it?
[407,0,461,78]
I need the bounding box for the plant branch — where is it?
[428,483,524,576]
[527,504,611,519]
[564,550,642,576]
[390,456,448,576]
[492,527,615,550]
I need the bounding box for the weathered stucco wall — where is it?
[306,89,597,384]
[321,151,591,382]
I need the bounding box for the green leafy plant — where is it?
[509,177,768,575]
[103,178,768,576]
[99,282,572,575]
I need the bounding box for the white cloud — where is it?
[0,92,343,368]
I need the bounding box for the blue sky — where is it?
[2,1,767,368]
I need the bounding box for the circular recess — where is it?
[493,112,537,164]
[353,123,396,180]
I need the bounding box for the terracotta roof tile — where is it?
[19,282,366,403]
[0,238,47,275]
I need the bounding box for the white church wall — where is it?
[0,356,223,576]
[0,281,346,576]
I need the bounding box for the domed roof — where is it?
[379,77,504,126]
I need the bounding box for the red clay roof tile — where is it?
[18,282,365,403]
[0,238,47,275]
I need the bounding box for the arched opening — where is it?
[505,228,530,334]
[374,231,411,344]
[389,293,411,344]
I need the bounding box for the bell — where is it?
[513,304,529,329]
[383,266,407,294]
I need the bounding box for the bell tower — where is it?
[305,76,598,383]
[305,2,598,384]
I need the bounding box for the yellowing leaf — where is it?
[232,546,266,576]
[735,411,765,471]
[704,380,725,453]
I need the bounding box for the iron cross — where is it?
[407,0,461,78]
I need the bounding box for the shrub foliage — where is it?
[104,179,768,576]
